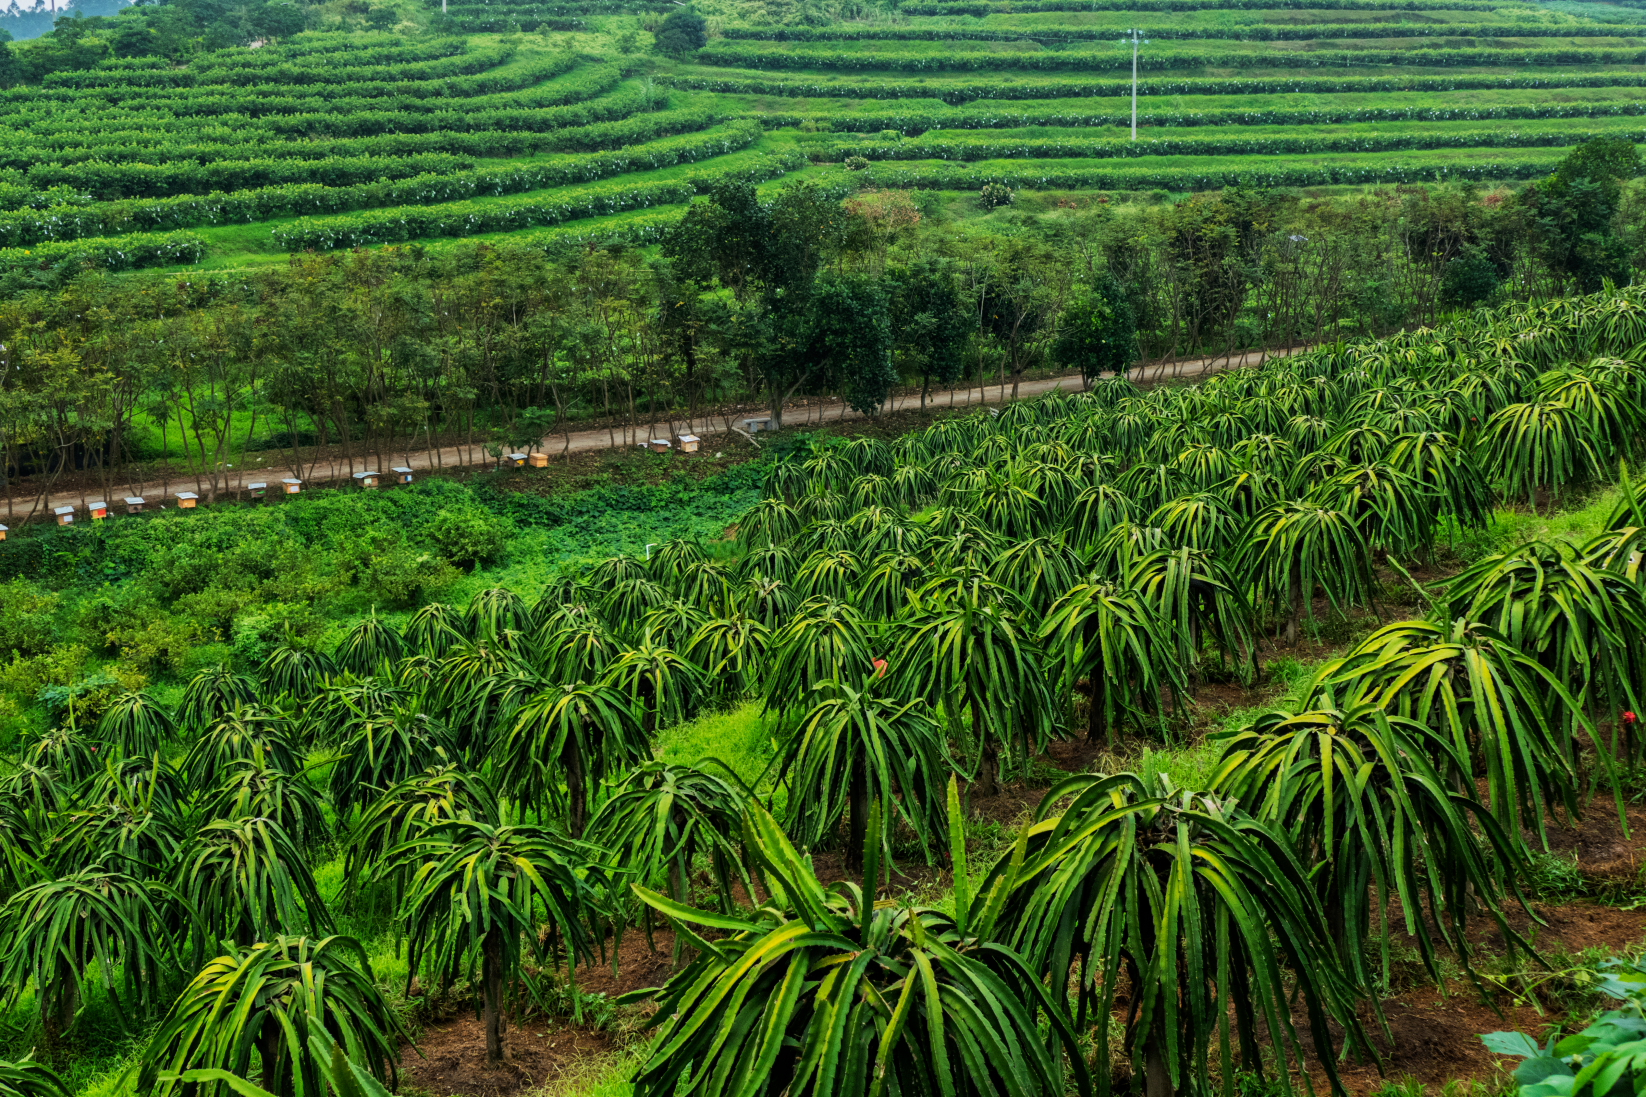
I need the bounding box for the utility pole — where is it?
[1122,29,1149,141]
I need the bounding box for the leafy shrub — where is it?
[0,580,60,660]
[356,540,461,606]
[1441,247,1503,307]
[978,182,1014,209]
[655,6,707,53]
[427,507,510,570]
[1484,957,1646,1097]
[844,155,869,171]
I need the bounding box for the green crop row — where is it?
[270,150,807,250]
[26,152,474,201]
[718,22,1646,42]
[4,53,570,111]
[188,31,418,62]
[39,46,516,90]
[0,231,206,284]
[0,123,764,247]
[821,121,1643,160]
[258,82,665,138]
[441,0,675,12]
[0,65,628,161]
[692,42,1646,70]
[899,0,1512,11]
[754,93,1646,132]
[851,149,1566,190]
[189,38,468,72]
[0,107,722,170]
[47,39,469,89]
[0,62,626,132]
[662,67,1646,101]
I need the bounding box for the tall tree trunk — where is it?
[1285,571,1304,647]
[259,1022,284,1096]
[1144,1013,1173,1097]
[42,967,76,1049]
[846,764,868,877]
[973,705,999,799]
[483,925,507,1067]
[1086,675,1108,744]
[567,735,587,839]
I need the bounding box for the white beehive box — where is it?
[676,433,701,454]
[392,466,414,484]
[54,506,75,525]
[353,471,381,488]
[281,478,302,495]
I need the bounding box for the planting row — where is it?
[849,147,1569,189]
[270,150,807,250]
[0,72,652,142]
[0,53,580,112]
[693,42,1646,70]
[817,119,1645,160]
[900,0,1521,11]
[38,44,515,90]
[0,102,714,171]
[717,21,1646,41]
[0,122,763,246]
[0,231,206,284]
[666,66,1646,101]
[750,89,1646,132]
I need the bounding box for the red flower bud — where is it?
[1624,711,1639,726]
[872,658,888,679]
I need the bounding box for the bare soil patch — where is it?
[399,1014,614,1097]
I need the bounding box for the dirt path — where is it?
[23,346,1293,519]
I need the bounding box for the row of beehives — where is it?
[6,466,421,538]
[496,431,706,467]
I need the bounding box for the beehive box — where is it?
[176,492,199,509]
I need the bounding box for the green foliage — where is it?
[0,1058,66,1097]
[1054,273,1138,384]
[1484,957,1646,1097]
[175,817,333,947]
[494,681,647,837]
[427,507,511,571]
[588,760,748,913]
[991,772,1370,1097]
[1303,619,1593,847]
[385,818,602,1066]
[626,794,1090,1097]
[778,679,949,871]
[1039,579,1187,743]
[137,935,405,1097]
[1212,703,1533,990]
[655,6,708,53]
[0,870,184,1038]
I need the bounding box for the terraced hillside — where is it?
[0,29,808,281]
[11,0,1646,277]
[661,0,1646,192]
